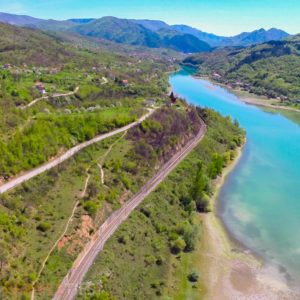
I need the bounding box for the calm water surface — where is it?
[170,69,300,285]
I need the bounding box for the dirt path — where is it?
[30,172,90,300]
[97,164,105,185]
[20,87,79,110]
[53,121,206,300]
[0,109,155,195]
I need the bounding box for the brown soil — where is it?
[57,215,94,255]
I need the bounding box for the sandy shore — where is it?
[198,145,299,300]
[195,75,300,113]
[237,93,300,114]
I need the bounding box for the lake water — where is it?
[170,69,300,287]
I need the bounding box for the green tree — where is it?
[192,161,209,212]
[170,237,186,254]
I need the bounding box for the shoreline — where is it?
[194,75,300,114]
[198,143,298,300]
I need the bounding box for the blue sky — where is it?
[0,0,299,36]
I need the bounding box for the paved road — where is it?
[0,109,155,194]
[53,120,206,300]
[20,87,80,110]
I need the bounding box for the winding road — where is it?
[0,109,155,195]
[20,86,80,110]
[53,120,206,300]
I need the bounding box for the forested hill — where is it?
[183,37,300,106]
[68,17,212,53]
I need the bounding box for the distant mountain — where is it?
[171,25,226,47]
[131,19,169,31]
[71,17,211,53]
[72,17,162,47]
[221,28,290,47]
[156,27,211,52]
[171,25,289,47]
[68,18,95,24]
[0,12,76,31]
[128,20,290,47]
[0,12,42,26]
[0,12,291,50]
[29,19,76,31]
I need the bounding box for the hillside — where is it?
[0,22,77,66]
[0,21,172,180]
[183,38,300,106]
[77,109,244,300]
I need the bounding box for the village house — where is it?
[50,67,60,75]
[145,99,156,107]
[35,81,46,94]
[2,64,11,69]
[121,79,129,87]
[213,72,222,79]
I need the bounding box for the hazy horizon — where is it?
[0,0,299,36]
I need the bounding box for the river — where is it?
[169,69,300,287]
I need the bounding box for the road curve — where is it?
[0,109,155,195]
[20,87,80,110]
[53,120,206,300]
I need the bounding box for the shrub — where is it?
[170,237,186,254]
[83,201,98,216]
[188,271,199,282]
[36,222,50,232]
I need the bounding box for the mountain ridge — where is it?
[0,12,291,49]
[69,16,211,53]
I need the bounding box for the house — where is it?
[35,81,46,94]
[213,72,222,79]
[145,99,156,107]
[121,79,129,87]
[50,67,60,75]
[3,64,11,69]
[235,80,243,86]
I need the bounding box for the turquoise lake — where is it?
[170,69,300,286]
